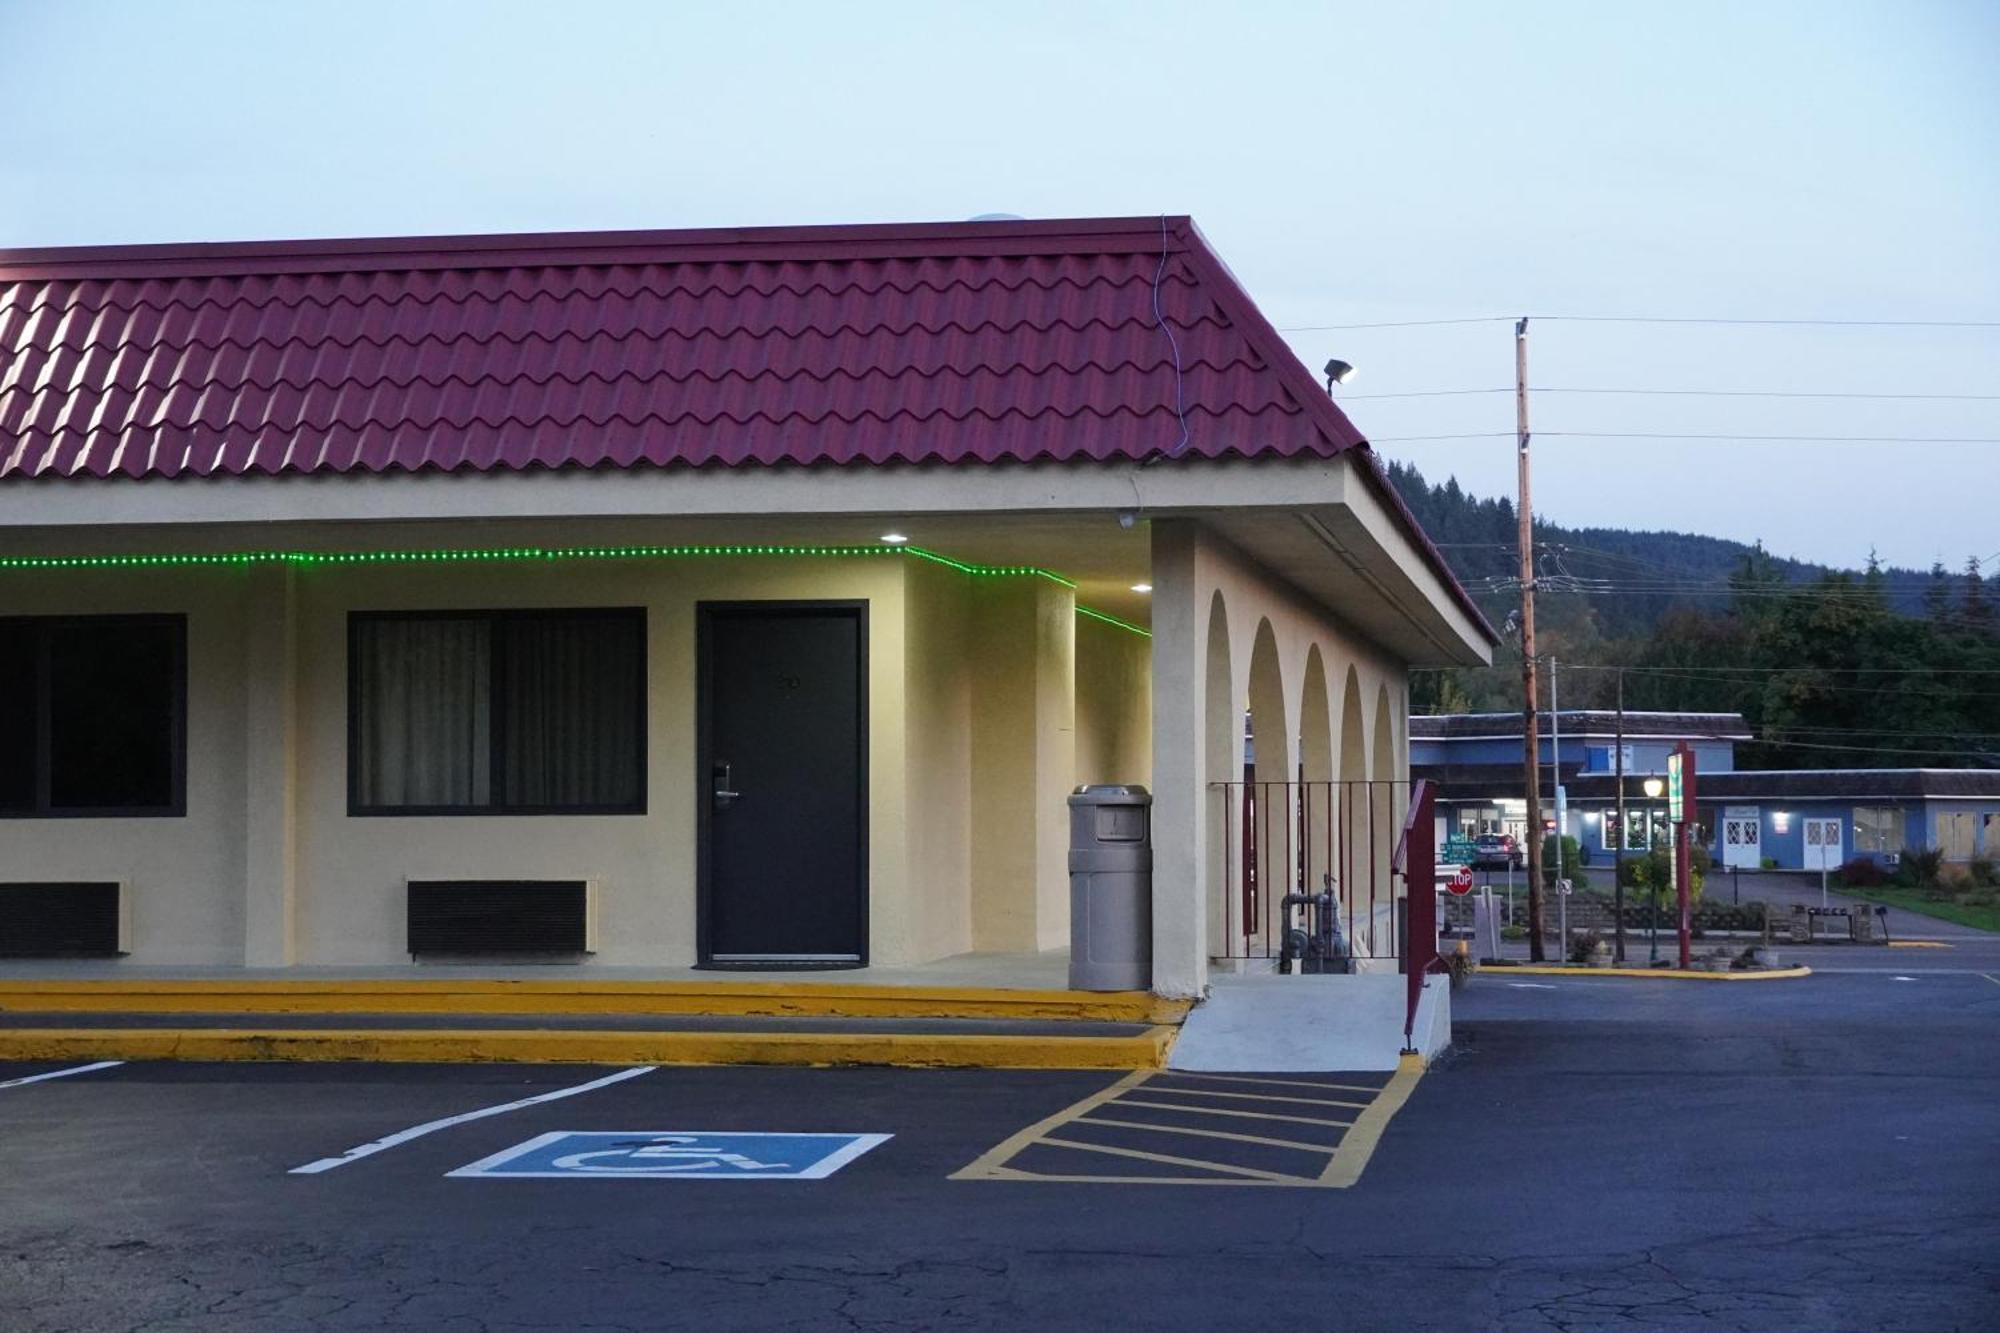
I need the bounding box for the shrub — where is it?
[1760,856,1778,870]
[1567,929,1607,963]
[1968,857,1998,889]
[1500,924,1528,941]
[1836,856,1888,889]
[1903,846,1945,889]
[1541,834,1584,887]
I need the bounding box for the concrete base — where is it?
[1168,972,1451,1073]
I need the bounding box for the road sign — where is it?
[1447,865,1475,896]
[447,1131,892,1180]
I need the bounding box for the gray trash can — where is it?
[1068,784,1152,991]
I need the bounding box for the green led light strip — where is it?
[0,541,1149,636]
[1075,605,1152,639]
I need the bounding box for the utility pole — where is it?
[1517,317,1545,961]
[1613,668,1627,963]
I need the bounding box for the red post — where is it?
[1399,781,1437,1047]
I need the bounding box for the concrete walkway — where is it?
[1167,972,1448,1072]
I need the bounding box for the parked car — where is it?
[1472,833,1523,871]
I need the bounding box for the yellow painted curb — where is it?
[1888,941,1954,949]
[1493,965,1814,981]
[0,1024,1178,1070]
[0,979,1190,1025]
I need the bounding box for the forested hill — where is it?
[1385,459,2000,768]
[1384,459,1922,641]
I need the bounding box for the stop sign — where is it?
[1447,865,1475,896]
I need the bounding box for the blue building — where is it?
[1412,711,2000,871]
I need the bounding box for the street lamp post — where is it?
[1643,777,1664,965]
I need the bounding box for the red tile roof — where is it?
[0,216,1363,478]
[0,215,1492,637]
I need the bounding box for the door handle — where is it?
[712,761,741,810]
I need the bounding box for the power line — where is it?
[1342,386,2000,401]
[1540,431,2000,444]
[1535,315,2000,329]
[1284,314,2000,332]
[1375,430,2000,444]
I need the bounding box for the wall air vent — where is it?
[405,880,596,956]
[0,882,131,957]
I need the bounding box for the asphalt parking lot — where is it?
[4,966,1998,1331]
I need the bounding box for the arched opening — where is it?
[1337,666,1369,952]
[1245,618,1289,952]
[1373,682,1398,945]
[1298,646,1334,907]
[1202,591,1235,955]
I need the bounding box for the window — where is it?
[349,609,645,814]
[1853,806,1903,855]
[0,615,186,817]
[1986,813,2000,859]
[1605,810,1650,851]
[1938,812,1976,862]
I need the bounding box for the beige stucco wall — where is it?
[1148,518,1413,997]
[0,544,1094,970]
[0,568,250,965]
[1074,615,1152,789]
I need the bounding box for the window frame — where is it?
[346,607,648,818]
[0,613,188,820]
[1852,805,1903,855]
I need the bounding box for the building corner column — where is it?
[1148,519,1207,998]
[242,565,299,966]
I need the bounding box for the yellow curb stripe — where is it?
[0,981,1190,1025]
[0,1025,1176,1071]
[1494,965,1813,981]
[1888,941,1954,949]
[1317,1052,1425,1188]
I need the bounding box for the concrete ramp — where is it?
[1169,972,1451,1072]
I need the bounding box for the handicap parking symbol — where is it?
[447,1131,891,1180]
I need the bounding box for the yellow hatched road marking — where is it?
[1076,1114,1336,1155]
[949,1070,1153,1179]
[1106,1098,1354,1129]
[1149,1072,1388,1095]
[1317,1056,1425,1187]
[1037,1136,1306,1183]
[953,1054,1427,1188]
[1126,1085,1369,1110]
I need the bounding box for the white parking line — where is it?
[0,1060,125,1090]
[289,1065,657,1175]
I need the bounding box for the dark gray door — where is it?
[698,604,866,967]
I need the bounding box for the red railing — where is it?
[1209,779,1414,966]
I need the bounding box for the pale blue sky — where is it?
[3,0,1994,569]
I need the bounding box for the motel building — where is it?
[0,217,1494,1004]
[1414,710,2000,874]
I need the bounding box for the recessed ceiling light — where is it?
[880,532,909,545]
[1130,583,1153,593]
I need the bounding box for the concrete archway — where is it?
[1245,619,1290,948]
[1372,681,1399,942]
[1202,591,1235,952]
[1337,666,1368,948]
[1298,646,1334,900]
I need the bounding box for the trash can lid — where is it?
[1069,784,1151,803]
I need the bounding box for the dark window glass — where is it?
[350,610,644,814]
[0,622,35,812]
[0,616,185,817]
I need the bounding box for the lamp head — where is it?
[1323,358,1356,392]
[1643,778,1664,799]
